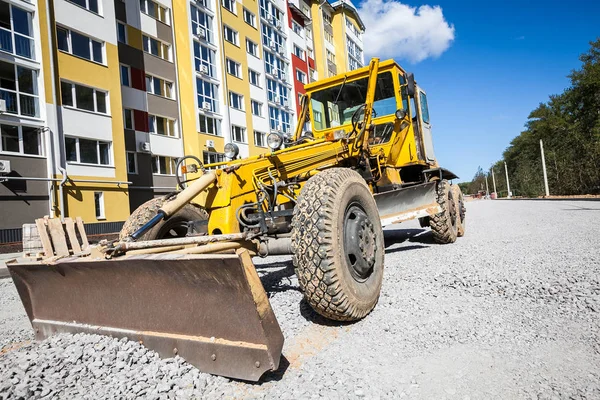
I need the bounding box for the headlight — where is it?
[267,133,283,150]
[224,143,239,159]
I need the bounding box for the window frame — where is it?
[116,21,127,43]
[56,26,105,64]
[94,192,105,219]
[120,64,131,87]
[223,25,239,46]
[126,151,138,174]
[0,123,43,156]
[226,58,241,78]
[296,68,306,84]
[253,130,266,147]
[140,0,171,25]
[248,68,260,87]
[123,108,134,130]
[0,3,35,60]
[61,80,109,115]
[148,114,178,137]
[152,155,177,175]
[145,74,174,99]
[142,34,172,61]
[230,125,246,143]
[246,39,258,57]
[243,7,256,27]
[64,136,112,166]
[0,60,40,118]
[251,100,262,117]
[222,0,236,14]
[199,114,221,136]
[228,91,244,111]
[66,0,101,15]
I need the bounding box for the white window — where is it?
[123,109,134,130]
[326,49,335,63]
[246,39,258,57]
[203,151,225,167]
[148,114,177,137]
[229,91,243,110]
[222,0,236,13]
[0,123,42,155]
[243,8,255,27]
[140,0,170,25]
[196,78,218,113]
[0,2,35,60]
[94,192,105,219]
[190,4,214,43]
[322,11,332,25]
[142,35,171,61]
[223,25,238,46]
[0,60,40,118]
[145,74,174,98]
[152,155,177,175]
[231,125,245,143]
[65,136,111,165]
[57,26,104,64]
[117,21,127,43]
[126,151,137,174]
[292,20,302,35]
[194,42,215,76]
[61,81,108,114]
[308,47,314,59]
[226,58,241,78]
[251,100,262,117]
[324,30,333,44]
[120,65,130,87]
[254,130,266,147]
[248,69,260,87]
[296,69,306,84]
[199,114,220,136]
[68,0,100,14]
[293,45,304,60]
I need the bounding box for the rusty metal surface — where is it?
[116,232,248,253]
[7,251,284,381]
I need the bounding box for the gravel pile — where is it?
[1,200,600,399]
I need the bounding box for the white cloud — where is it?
[357,0,455,63]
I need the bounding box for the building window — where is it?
[222,0,236,14]
[268,106,279,130]
[94,192,105,219]
[226,58,241,78]
[140,0,170,25]
[248,69,260,87]
[254,130,266,147]
[123,109,134,129]
[120,64,130,86]
[296,69,306,84]
[231,125,245,143]
[61,81,108,114]
[190,4,213,43]
[246,39,258,57]
[65,136,111,165]
[243,8,255,27]
[0,123,42,155]
[308,47,314,59]
[322,11,332,25]
[57,26,104,63]
[68,0,99,14]
[126,151,137,174]
[194,42,215,76]
[305,27,312,40]
[223,25,238,46]
[196,78,218,113]
[199,114,220,136]
[292,21,302,35]
[229,91,243,110]
[142,35,171,61]
[251,100,262,117]
[293,45,304,60]
[152,155,177,175]
[116,21,127,43]
[324,30,333,44]
[0,2,35,59]
[203,151,224,167]
[326,49,335,63]
[0,61,40,118]
[148,114,177,137]
[145,74,174,98]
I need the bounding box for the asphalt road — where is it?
[1,200,599,399]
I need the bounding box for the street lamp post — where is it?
[504,161,511,198]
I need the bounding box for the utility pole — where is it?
[504,161,511,198]
[491,167,497,197]
[485,174,490,198]
[540,139,550,197]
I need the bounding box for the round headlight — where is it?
[395,108,407,120]
[267,133,283,150]
[224,143,239,159]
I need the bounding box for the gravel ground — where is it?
[1,200,599,399]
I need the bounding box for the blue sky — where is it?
[356,0,600,181]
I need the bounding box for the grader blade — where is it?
[7,250,284,381]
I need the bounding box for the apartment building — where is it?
[0,0,364,242]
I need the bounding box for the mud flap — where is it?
[7,249,284,382]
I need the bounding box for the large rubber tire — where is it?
[429,180,458,244]
[120,197,208,241]
[451,185,466,237]
[291,168,385,321]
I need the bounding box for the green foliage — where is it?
[466,38,600,196]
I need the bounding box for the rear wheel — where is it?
[291,168,385,321]
[120,197,208,241]
[429,180,458,244]
[451,185,466,237]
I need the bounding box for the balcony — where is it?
[0,89,39,118]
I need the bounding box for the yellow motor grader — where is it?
[8,58,465,381]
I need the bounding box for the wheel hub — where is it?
[344,205,376,282]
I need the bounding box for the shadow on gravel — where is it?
[255,260,301,297]
[384,228,435,245]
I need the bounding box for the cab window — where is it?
[419,91,430,124]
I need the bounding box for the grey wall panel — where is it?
[144,53,176,81]
[156,22,173,44]
[147,95,179,119]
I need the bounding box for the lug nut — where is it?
[211,354,216,361]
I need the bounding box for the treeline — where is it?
[463,38,600,196]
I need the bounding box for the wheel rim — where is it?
[156,221,189,239]
[343,204,376,282]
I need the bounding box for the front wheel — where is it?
[291,168,385,321]
[429,180,458,244]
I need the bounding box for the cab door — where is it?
[414,87,436,162]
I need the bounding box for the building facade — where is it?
[0,0,364,240]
